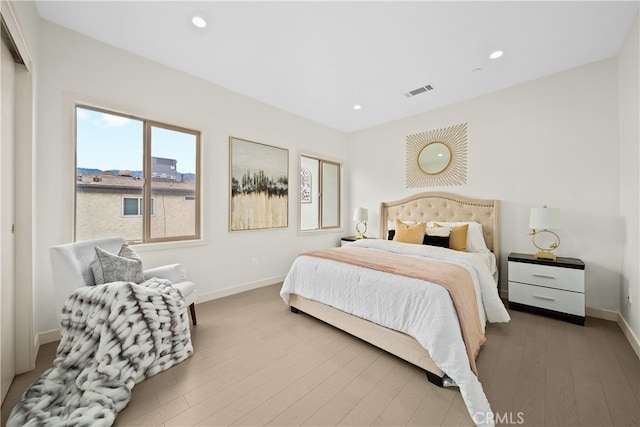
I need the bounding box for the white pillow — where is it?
[387,219,417,230]
[427,221,489,252]
[425,226,451,237]
[90,244,145,285]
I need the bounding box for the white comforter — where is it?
[280,239,510,427]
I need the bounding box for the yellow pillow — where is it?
[393,219,426,244]
[435,222,468,251]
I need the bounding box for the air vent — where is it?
[404,84,434,98]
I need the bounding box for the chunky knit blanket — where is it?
[7,278,193,427]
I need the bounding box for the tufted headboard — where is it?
[380,192,501,267]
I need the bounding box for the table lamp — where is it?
[353,207,368,239]
[529,205,562,260]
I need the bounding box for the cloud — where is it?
[101,113,131,127]
[76,108,89,121]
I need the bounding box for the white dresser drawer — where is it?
[509,282,585,317]
[509,262,584,293]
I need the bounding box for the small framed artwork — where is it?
[300,167,312,203]
[229,137,289,231]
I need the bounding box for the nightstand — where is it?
[508,252,585,325]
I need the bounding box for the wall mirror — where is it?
[418,142,451,174]
[405,122,468,187]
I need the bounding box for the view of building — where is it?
[75,157,196,241]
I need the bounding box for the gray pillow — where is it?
[90,244,145,285]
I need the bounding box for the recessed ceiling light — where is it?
[192,16,207,29]
[353,105,362,110]
[472,67,483,73]
[489,50,504,59]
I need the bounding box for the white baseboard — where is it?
[196,275,286,304]
[585,307,639,360]
[617,313,640,360]
[37,283,638,361]
[503,295,638,359]
[585,306,619,322]
[38,329,61,345]
[34,279,285,351]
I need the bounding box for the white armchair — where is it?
[50,237,197,325]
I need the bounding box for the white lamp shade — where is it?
[353,207,368,222]
[529,207,562,230]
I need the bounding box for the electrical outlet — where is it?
[252,257,258,268]
[628,287,632,304]
[179,267,187,280]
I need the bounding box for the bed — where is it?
[280,192,510,425]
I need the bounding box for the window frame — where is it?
[299,153,342,233]
[74,104,201,244]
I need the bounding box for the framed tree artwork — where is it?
[229,137,289,231]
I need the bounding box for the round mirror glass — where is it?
[418,142,451,174]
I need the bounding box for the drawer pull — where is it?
[532,273,555,279]
[533,295,556,302]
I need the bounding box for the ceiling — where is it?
[35,1,639,133]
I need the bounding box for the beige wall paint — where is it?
[618,13,640,339]
[347,58,622,312]
[34,20,348,333]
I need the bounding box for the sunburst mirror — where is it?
[406,122,467,188]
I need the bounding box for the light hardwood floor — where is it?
[2,283,639,426]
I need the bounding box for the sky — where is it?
[76,107,197,174]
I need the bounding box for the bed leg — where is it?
[426,372,457,388]
[425,370,444,387]
[290,306,300,314]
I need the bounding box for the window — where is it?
[75,105,200,243]
[300,155,341,231]
[122,197,155,217]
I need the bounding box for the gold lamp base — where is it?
[355,221,367,239]
[534,250,557,261]
[530,228,560,261]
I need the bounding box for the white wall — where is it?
[618,13,640,339]
[19,7,640,337]
[347,59,622,312]
[34,20,348,333]
[10,1,38,52]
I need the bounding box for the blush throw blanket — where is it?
[7,278,193,427]
[304,246,485,374]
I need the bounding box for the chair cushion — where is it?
[91,244,145,285]
[173,280,195,296]
[143,264,181,283]
[173,281,196,305]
